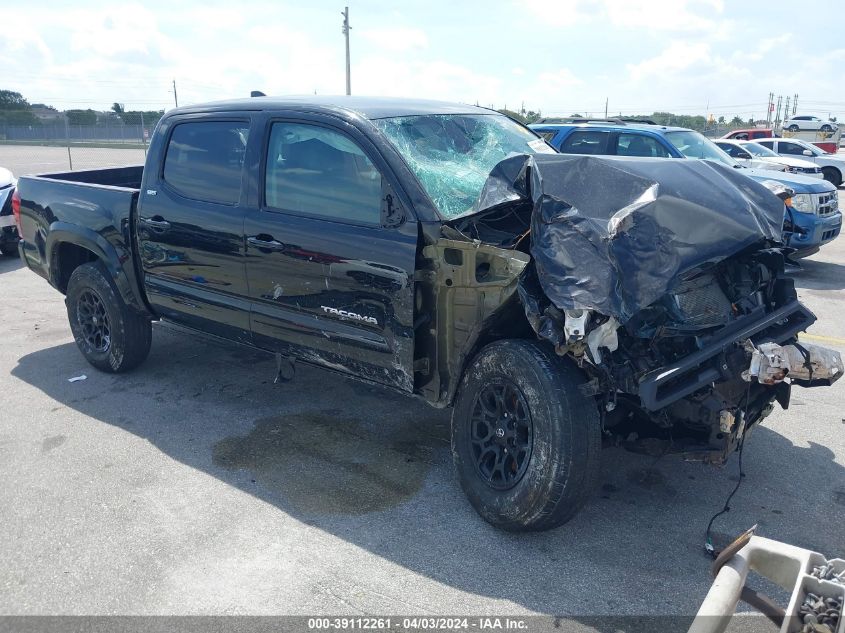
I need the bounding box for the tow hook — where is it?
[742,340,844,386]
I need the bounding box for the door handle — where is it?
[248,235,286,251]
[140,216,171,230]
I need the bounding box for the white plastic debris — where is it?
[586,317,620,364]
[67,375,87,383]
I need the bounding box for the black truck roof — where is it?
[168,95,494,120]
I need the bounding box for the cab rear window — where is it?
[163,121,248,205]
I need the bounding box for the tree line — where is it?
[0,90,164,127]
[498,107,757,132]
[3,89,759,133]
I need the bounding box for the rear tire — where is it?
[451,340,601,532]
[66,262,151,373]
[0,245,17,257]
[822,167,842,187]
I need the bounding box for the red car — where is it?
[721,128,774,141]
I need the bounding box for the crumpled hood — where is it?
[475,153,786,323]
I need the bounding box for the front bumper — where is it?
[786,170,824,179]
[787,209,842,255]
[638,300,816,411]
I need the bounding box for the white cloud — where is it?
[359,27,429,52]
[67,5,162,56]
[519,0,600,26]
[627,41,711,80]
[3,0,844,123]
[537,68,582,89]
[602,0,724,31]
[354,57,503,106]
[521,0,726,31]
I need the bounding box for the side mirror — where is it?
[803,149,813,156]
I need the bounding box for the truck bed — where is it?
[16,165,148,314]
[36,165,143,190]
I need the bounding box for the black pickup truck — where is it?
[13,96,843,531]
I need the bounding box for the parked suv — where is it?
[784,116,838,132]
[530,120,841,257]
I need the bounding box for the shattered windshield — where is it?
[373,113,550,218]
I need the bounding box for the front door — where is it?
[243,116,418,392]
[138,116,252,342]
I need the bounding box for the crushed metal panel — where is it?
[476,154,786,323]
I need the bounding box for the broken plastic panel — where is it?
[475,154,786,323]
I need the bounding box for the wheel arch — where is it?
[46,223,151,315]
[821,165,843,185]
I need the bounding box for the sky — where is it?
[3,0,844,120]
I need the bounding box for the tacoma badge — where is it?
[321,306,378,325]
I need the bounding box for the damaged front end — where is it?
[449,154,843,464]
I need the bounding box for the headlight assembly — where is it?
[790,193,815,213]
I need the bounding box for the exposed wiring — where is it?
[704,382,752,559]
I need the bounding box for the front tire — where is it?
[452,340,601,532]
[822,167,842,187]
[66,262,152,373]
[788,125,799,132]
[821,124,833,133]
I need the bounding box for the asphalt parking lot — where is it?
[0,147,844,622]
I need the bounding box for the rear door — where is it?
[557,130,612,154]
[243,114,418,392]
[139,115,252,341]
[615,132,673,157]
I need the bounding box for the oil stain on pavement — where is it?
[212,409,448,515]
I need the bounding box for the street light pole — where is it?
[342,7,351,95]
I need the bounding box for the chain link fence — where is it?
[0,120,151,176]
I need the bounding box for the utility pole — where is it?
[765,92,772,127]
[342,7,351,95]
[172,79,178,108]
[784,95,791,125]
[793,94,798,116]
[604,97,608,118]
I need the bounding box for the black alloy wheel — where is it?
[76,289,112,353]
[469,381,533,490]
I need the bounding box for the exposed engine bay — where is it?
[427,154,843,464]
